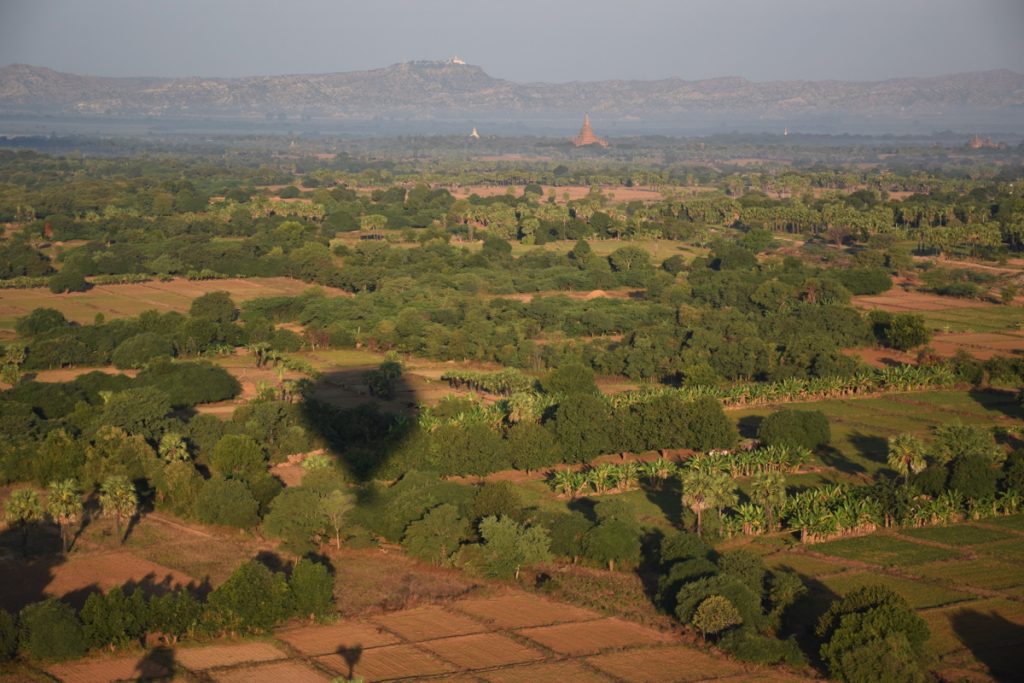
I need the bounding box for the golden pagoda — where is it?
[572,114,608,147]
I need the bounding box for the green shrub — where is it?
[289,558,334,619]
[111,333,175,369]
[195,478,260,528]
[0,608,15,661]
[758,409,830,450]
[18,599,86,661]
[208,561,292,633]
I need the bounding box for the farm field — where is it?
[36,588,797,683]
[0,276,347,337]
[755,518,1024,681]
[731,388,1022,482]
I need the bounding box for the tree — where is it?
[321,489,355,549]
[887,433,927,484]
[289,558,334,620]
[750,471,786,531]
[758,409,830,450]
[3,488,43,555]
[884,314,930,351]
[692,595,742,640]
[816,585,929,683]
[262,487,326,554]
[158,433,190,462]
[47,269,89,294]
[98,475,138,544]
[189,291,237,324]
[195,478,259,528]
[208,561,292,634]
[111,333,175,369]
[402,504,468,565]
[548,394,612,463]
[209,434,267,479]
[475,516,552,580]
[541,362,598,396]
[582,518,641,570]
[46,479,82,554]
[681,468,737,537]
[948,453,999,500]
[17,599,86,661]
[98,388,171,441]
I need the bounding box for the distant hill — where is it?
[1,61,1022,124]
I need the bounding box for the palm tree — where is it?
[46,479,83,554]
[887,433,927,484]
[158,433,190,462]
[98,476,138,544]
[750,471,787,531]
[4,488,43,555]
[681,468,737,537]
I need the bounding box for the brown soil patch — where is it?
[0,550,195,613]
[453,592,600,630]
[585,645,747,682]
[210,660,331,683]
[370,605,488,641]
[318,643,455,680]
[928,332,1024,360]
[419,632,546,669]
[47,654,171,683]
[175,642,287,670]
[517,617,673,656]
[481,660,612,682]
[277,621,400,656]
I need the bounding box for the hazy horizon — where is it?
[1,0,1022,83]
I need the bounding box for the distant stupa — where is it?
[572,114,608,148]
[470,127,480,140]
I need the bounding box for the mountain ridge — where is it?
[1,61,1022,122]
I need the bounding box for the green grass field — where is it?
[810,534,961,566]
[898,524,1014,546]
[920,305,1024,333]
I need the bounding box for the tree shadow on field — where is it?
[817,446,867,475]
[0,515,67,614]
[133,645,176,682]
[335,644,364,680]
[298,367,419,483]
[737,415,764,440]
[847,431,889,466]
[643,476,683,527]
[777,573,841,671]
[968,387,1024,421]
[951,609,1024,681]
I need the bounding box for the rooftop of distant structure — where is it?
[572,114,608,148]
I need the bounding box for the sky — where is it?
[0,0,1022,83]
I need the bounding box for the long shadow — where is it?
[817,445,866,475]
[643,477,683,527]
[951,609,1024,681]
[968,387,1024,421]
[0,515,68,614]
[847,431,889,466]
[335,644,364,680]
[133,645,176,682]
[737,415,764,439]
[298,367,418,482]
[777,573,841,670]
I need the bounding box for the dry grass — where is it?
[516,617,673,656]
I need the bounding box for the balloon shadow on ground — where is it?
[298,366,421,483]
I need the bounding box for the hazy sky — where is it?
[1,0,1022,82]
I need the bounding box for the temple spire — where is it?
[572,113,608,147]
